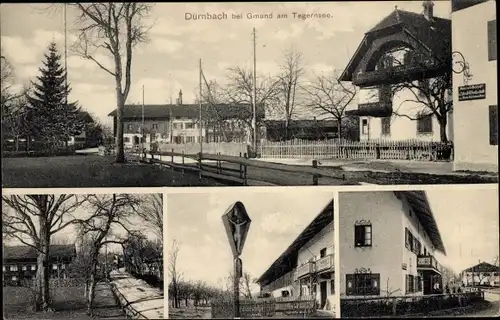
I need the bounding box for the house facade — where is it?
[108,91,263,149]
[460,262,500,287]
[2,244,77,286]
[339,191,446,299]
[341,1,453,143]
[451,0,497,172]
[256,200,335,311]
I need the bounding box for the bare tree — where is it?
[304,70,357,139]
[2,195,85,311]
[224,66,280,145]
[274,47,305,140]
[169,239,182,309]
[70,3,154,162]
[134,194,163,243]
[72,193,143,316]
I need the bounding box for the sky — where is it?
[2,193,159,253]
[0,1,452,126]
[428,187,499,275]
[166,188,334,293]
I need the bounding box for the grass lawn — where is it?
[169,307,212,319]
[3,283,124,320]
[1,155,226,188]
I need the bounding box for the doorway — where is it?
[320,281,327,308]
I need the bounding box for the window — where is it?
[489,105,498,145]
[185,122,195,129]
[186,136,195,143]
[406,274,415,293]
[418,79,430,99]
[31,265,36,271]
[354,224,372,247]
[161,133,168,139]
[173,123,183,130]
[12,276,17,281]
[346,273,380,296]
[2,266,5,272]
[124,137,130,143]
[61,264,66,270]
[320,248,327,258]
[10,265,18,272]
[417,114,433,134]
[405,228,412,250]
[488,20,497,61]
[424,247,427,256]
[361,119,368,134]
[22,265,27,271]
[127,124,133,131]
[494,272,500,276]
[52,264,58,270]
[331,280,335,294]
[152,123,159,130]
[381,117,391,135]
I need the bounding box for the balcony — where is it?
[351,102,393,118]
[295,261,314,280]
[352,59,448,87]
[417,255,441,274]
[315,254,334,273]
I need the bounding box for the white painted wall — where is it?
[358,86,453,142]
[297,222,335,308]
[339,192,404,298]
[452,0,498,172]
[462,272,500,286]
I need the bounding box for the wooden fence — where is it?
[259,139,453,161]
[211,295,317,318]
[340,291,484,318]
[139,151,357,186]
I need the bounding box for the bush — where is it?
[2,149,76,158]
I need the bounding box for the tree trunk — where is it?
[115,91,125,163]
[36,234,51,311]
[87,266,97,316]
[439,120,448,143]
[337,118,343,141]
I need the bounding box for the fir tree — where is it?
[27,41,83,148]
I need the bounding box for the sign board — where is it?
[458,83,486,101]
[402,263,407,270]
[222,201,251,258]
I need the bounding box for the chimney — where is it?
[423,0,434,20]
[178,90,183,105]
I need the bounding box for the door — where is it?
[133,136,139,145]
[320,281,327,308]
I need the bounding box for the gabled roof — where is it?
[108,103,265,120]
[3,244,77,261]
[340,8,451,81]
[395,191,446,254]
[462,261,500,273]
[256,199,334,286]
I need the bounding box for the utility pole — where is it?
[169,73,173,143]
[252,28,257,157]
[199,59,203,155]
[142,85,145,151]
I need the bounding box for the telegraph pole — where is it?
[142,85,145,151]
[199,59,203,155]
[252,28,257,156]
[169,73,173,143]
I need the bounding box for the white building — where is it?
[451,0,498,172]
[339,191,446,298]
[256,200,335,312]
[341,1,453,143]
[460,262,500,287]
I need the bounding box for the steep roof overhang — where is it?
[395,191,446,255]
[256,199,334,287]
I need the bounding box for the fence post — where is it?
[312,160,319,185]
[171,148,174,164]
[239,152,243,179]
[198,152,203,180]
[243,153,248,186]
[217,152,221,174]
[181,151,185,174]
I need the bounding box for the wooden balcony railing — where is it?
[295,261,314,280]
[417,255,441,273]
[315,254,334,273]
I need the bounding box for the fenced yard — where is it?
[211,295,317,318]
[259,139,453,161]
[340,291,485,318]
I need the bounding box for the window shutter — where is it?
[405,275,409,293]
[405,228,410,249]
[354,226,363,246]
[489,105,498,146]
[371,273,380,295]
[488,20,497,61]
[346,274,355,295]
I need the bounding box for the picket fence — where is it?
[211,295,317,318]
[259,139,453,161]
